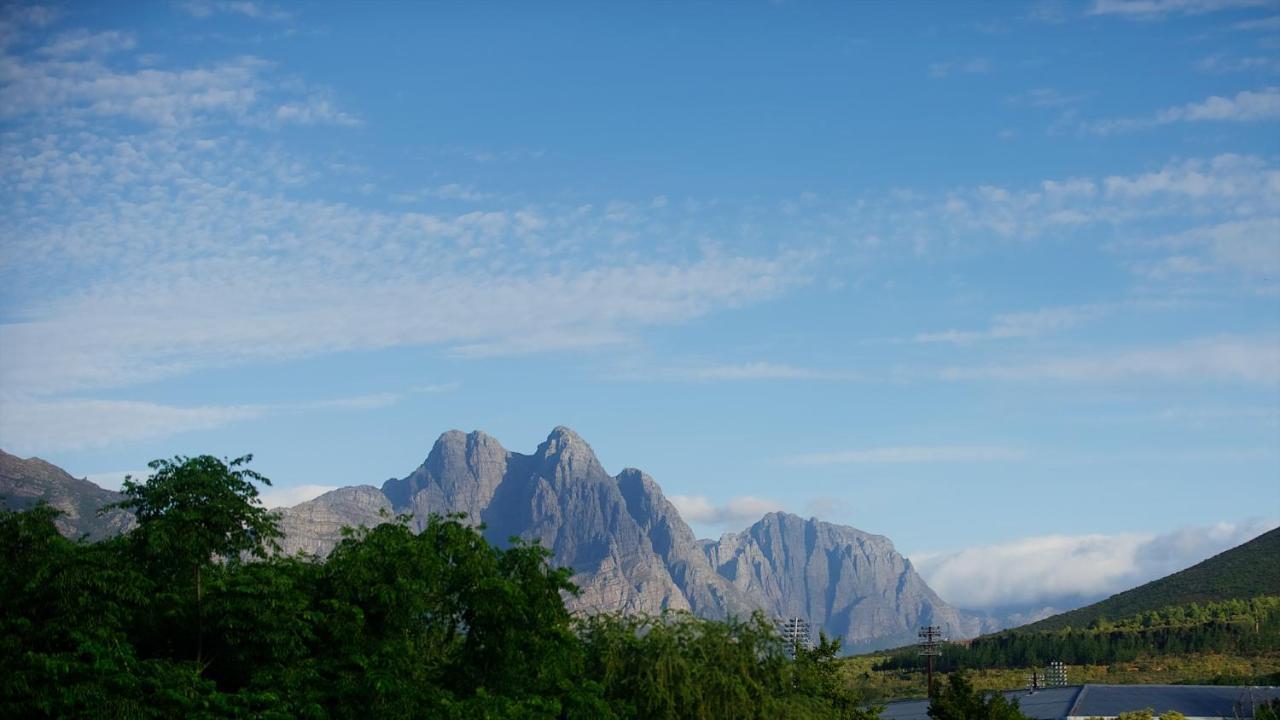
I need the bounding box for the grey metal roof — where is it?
[876,684,1280,720]
[1069,684,1280,718]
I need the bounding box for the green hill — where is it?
[1019,527,1280,634]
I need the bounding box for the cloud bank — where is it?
[669,494,785,530]
[912,518,1278,611]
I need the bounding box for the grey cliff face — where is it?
[0,450,136,540]
[273,485,392,556]
[375,426,736,616]
[702,512,979,652]
[382,429,510,529]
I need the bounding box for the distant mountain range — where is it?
[1014,525,1280,634]
[5,427,998,651]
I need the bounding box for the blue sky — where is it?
[1,0,1278,613]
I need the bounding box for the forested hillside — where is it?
[874,596,1280,673]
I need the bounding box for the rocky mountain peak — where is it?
[535,426,604,480]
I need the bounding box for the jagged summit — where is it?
[755,510,893,545]
[534,425,604,478]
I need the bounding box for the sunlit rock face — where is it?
[287,426,979,648]
[701,512,983,652]
[274,485,391,557]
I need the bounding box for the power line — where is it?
[917,625,944,699]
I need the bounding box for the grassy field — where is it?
[841,652,1280,703]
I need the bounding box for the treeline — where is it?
[0,454,879,719]
[875,597,1280,673]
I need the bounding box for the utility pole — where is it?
[918,625,944,699]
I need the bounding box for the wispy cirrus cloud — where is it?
[176,0,294,22]
[1231,15,1280,29]
[0,398,267,454]
[36,29,135,56]
[1087,0,1272,18]
[1134,218,1280,279]
[626,362,858,382]
[0,391,412,455]
[941,336,1280,385]
[928,58,991,79]
[788,446,1026,465]
[914,305,1102,344]
[1196,53,1280,74]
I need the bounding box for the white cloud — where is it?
[788,446,1026,465]
[643,362,857,382]
[912,519,1278,610]
[82,469,151,492]
[0,253,806,396]
[177,0,293,22]
[411,382,461,394]
[0,121,809,398]
[0,392,413,454]
[275,96,360,126]
[38,30,136,57]
[300,393,401,411]
[1196,54,1280,74]
[0,44,355,129]
[1157,86,1280,122]
[942,336,1280,384]
[914,306,1100,344]
[1092,88,1280,134]
[0,398,266,454]
[258,483,339,508]
[1137,218,1280,278]
[929,58,991,79]
[1013,88,1089,108]
[669,494,784,528]
[1101,154,1280,201]
[1088,0,1270,18]
[931,154,1280,244]
[1232,15,1280,29]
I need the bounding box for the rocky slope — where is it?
[381,427,755,617]
[305,426,978,649]
[0,450,136,540]
[274,485,391,556]
[701,512,981,651]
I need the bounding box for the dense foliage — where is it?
[925,672,1028,720]
[875,596,1280,672]
[1021,528,1280,634]
[0,454,879,719]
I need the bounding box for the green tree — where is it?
[793,633,881,719]
[928,671,1030,720]
[110,454,281,670]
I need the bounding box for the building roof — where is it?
[1067,684,1280,718]
[876,684,1280,720]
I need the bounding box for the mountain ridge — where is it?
[0,427,982,651]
